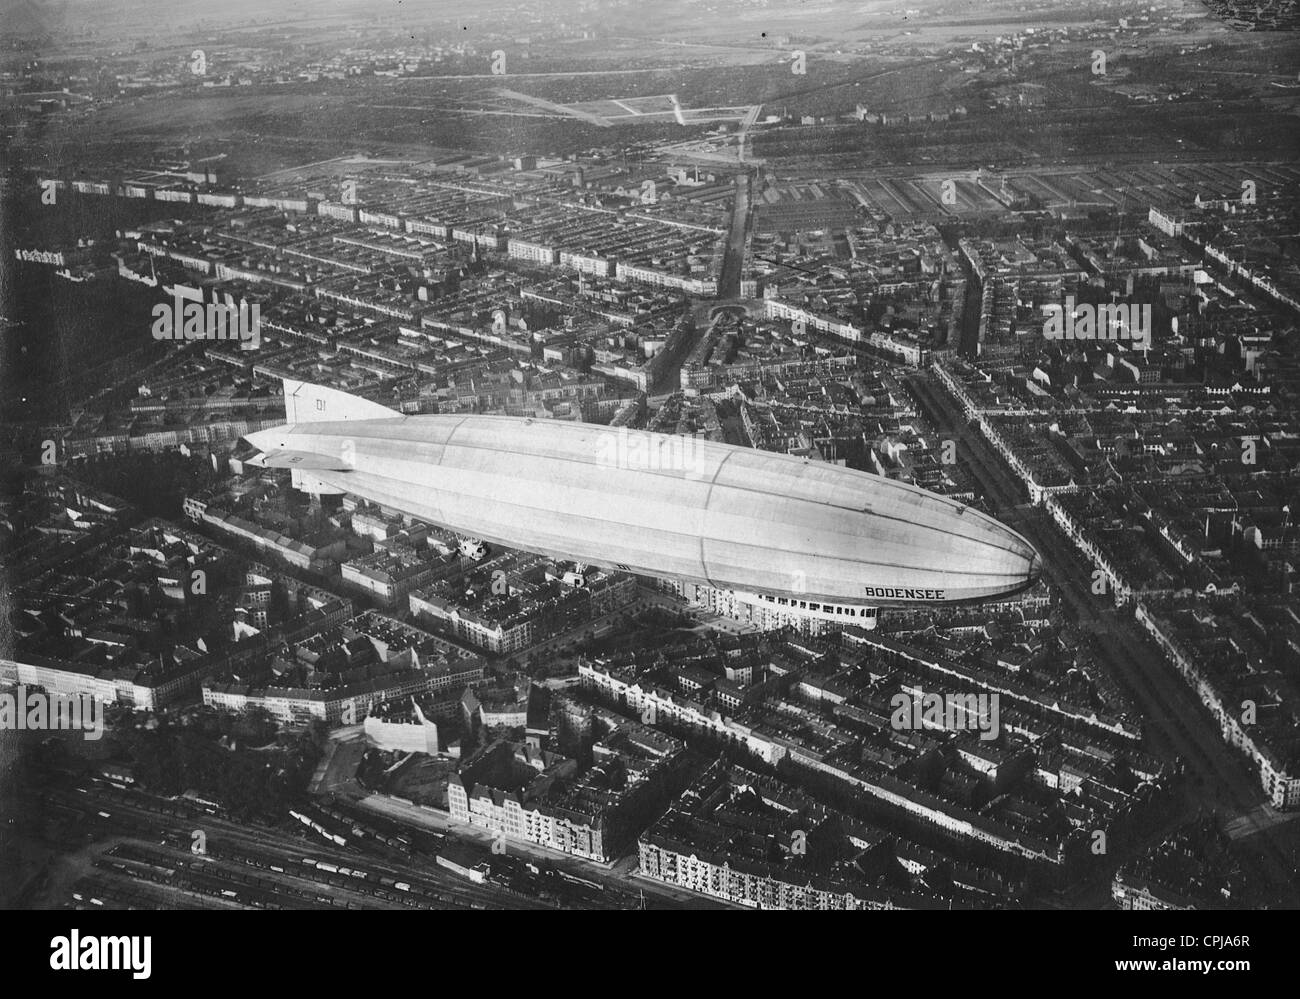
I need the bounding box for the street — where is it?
[906,369,1300,906]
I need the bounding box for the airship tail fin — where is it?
[282,379,401,423]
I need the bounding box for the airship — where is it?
[244,380,1041,610]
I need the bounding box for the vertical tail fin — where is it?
[282,379,401,423]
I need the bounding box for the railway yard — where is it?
[19,776,721,911]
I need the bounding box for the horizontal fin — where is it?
[250,449,354,472]
[283,378,401,423]
[291,470,347,495]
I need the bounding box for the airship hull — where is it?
[246,382,1040,608]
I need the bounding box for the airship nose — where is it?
[1026,551,1043,586]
